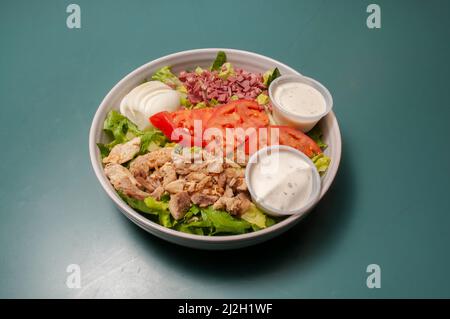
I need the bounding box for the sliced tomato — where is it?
[202,100,266,155]
[235,100,270,129]
[149,111,176,139]
[248,125,322,157]
[171,108,214,135]
[206,99,268,130]
[151,100,271,153]
[151,108,214,146]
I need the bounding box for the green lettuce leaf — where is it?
[97,143,111,158]
[195,66,204,74]
[211,51,227,71]
[144,197,169,213]
[119,193,157,215]
[158,211,173,228]
[180,96,192,108]
[139,129,167,154]
[151,66,182,88]
[218,62,234,79]
[143,196,173,227]
[103,110,140,142]
[151,65,189,106]
[307,125,328,150]
[192,102,208,109]
[263,68,281,87]
[209,98,220,106]
[177,219,212,235]
[241,204,267,229]
[256,93,269,105]
[201,207,251,234]
[312,153,331,174]
[183,205,201,221]
[97,110,168,158]
[265,216,277,227]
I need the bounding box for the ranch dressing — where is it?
[248,148,313,212]
[273,82,326,117]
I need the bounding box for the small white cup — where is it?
[245,145,321,217]
[269,75,333,132]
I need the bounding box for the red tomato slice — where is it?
[149,111,176,139]
[206,99,268,130]
[235,100,270,129]
[203,100,268,155]
[248,125,322,157]
[151,100,271,153]
[151,108,214,146]
[171,108,214,135]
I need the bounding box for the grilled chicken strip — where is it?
[104,163,150,200]
[103,137,141,165]
[129,147,173,178]
[169,192,191,220]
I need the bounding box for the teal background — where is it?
[1,0,449,298]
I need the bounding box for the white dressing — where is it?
[273,81,326,117]
[248,148,314,213]
[120,81,180,130]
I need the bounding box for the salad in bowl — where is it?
[91,49,339,248]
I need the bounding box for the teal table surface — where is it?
[1,0,450,298]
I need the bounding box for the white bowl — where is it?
[89,48,342,250]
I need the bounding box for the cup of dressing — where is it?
[245,145,321,217]
[269,75,333,132]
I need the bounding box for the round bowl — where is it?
[89,48,342,250]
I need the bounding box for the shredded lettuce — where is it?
[241,204,267,229]
[312,153,331,175]
[180,96,192,108]
[201,207,252,235]
[144,197,169,213]
[151,66,182,88]
[177,219,212,235]
[143,197,173,227]
[263,68,281,87]
[119,193,174,227]
[103,109,140,142]
[151,66,189,107]
[211,51,227,71]
[120,191,278,235]
[256,93,269,105]
[218,62,234,79]
[119,193,157,215]
[97,143,111,158]
[195,66,204,74]
[193,102,208,109]
[97,110,168,158]
[307,125,328,150]
[139,130,167,154]
[306,125,331,173]
[209,98,220,106]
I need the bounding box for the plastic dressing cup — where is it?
[268,75,333,132]
[245,145,321,217]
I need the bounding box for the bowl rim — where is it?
[89,48,342,243]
